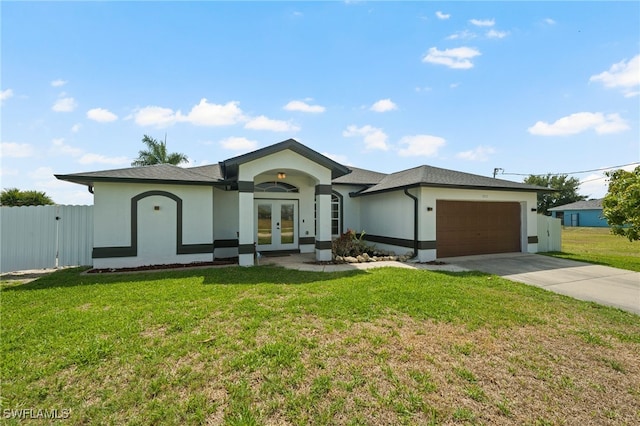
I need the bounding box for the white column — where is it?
[315,184,332,261]
[238,186,255,266]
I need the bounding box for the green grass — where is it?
[545,226,640,271]
[1,266,639,425]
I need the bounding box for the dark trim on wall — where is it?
[92,190,214,259]
[178,244,214,255]
[315,240,332,250]
[214,239,239,248]
[237,181,255,193]
[363,234,436,251]
[238,244,255,254]
[528,236,539,244]
[299,237,315,245]
[417,240,437,250]
[92,246,136,258]
[315,184,332,196]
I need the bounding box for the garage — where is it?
[436,200,522,258]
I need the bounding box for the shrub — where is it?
[332,229,375,257]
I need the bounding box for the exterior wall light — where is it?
[426,207,433,211]
[154,206,160,211]
[277,172,286,179]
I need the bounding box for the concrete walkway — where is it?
[264,252,640,315]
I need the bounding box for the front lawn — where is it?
[1,266,639,425]
[547,227,640,271]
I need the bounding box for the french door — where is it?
[255,200,298,251]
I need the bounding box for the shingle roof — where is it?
[55,163,220,186]
[548,198,603,211]
[55,141,548,194]
[332,167,387,185]
[356,165,547,195]
[186,164,224,180]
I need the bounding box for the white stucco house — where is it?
[56,139,546,268]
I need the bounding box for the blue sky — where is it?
[2,1,639,205]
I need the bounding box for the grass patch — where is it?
[544,226,640,271]
[2,265,639,424]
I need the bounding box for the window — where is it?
[255,181,299,193]
[331,192,342,236]
[313,190,343,236]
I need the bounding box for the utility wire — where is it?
[499,162,640,177]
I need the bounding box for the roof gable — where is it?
[220,138,351,180]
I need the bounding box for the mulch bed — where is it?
[87,259,237,274]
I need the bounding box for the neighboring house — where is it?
[548,199,607,227]
[56,139,546,268]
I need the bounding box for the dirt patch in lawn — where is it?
[220,314,640,425]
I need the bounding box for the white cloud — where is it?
[544,18,556,25]
[370,99,397,112]
[181,99,245,126]
[132,106,178,127]
[528,112,629,136]
[29,166,56,181]
[456,145,496,161]
[1,89,14,102]
[322,152,349,165]
[78,153,130,165]
[0,167,18,176]
[245,115,300,132]
[446,30,476,40]
[486,29,508,39]
[51,138,83,157]
[589,55,640,97]
[0,142,34,158]
[579,173,608,199]
[71,123,82,133]
[52,96,77,112]
[220,136,258,151]
[470,18,495,27]
[132,99,245,128]
[397,135,446,157]
[51,79,67,87]
[283,100,326,113]
[422,47,481,69]
[87,108,118,122]
[435,11,450,20]
[343,125,389,151]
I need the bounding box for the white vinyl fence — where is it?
[1,205,93,273]
[537,214,562,252]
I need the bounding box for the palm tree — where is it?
[1,188,54,206]
[131,134,189,167]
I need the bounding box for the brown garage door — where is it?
[436,200,521,258]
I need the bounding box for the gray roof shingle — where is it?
[548,198,603,211]
[356,165,547,195]
[332,167,387,185]
[55,163,220,186]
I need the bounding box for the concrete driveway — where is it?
[443,253,640,315]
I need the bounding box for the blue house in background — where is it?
[548,199,608,227]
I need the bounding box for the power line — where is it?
[497,162,640,177]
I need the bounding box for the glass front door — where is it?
[255,200,298,251]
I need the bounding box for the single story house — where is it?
[548,199,607,227]
[56,139,547,268]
